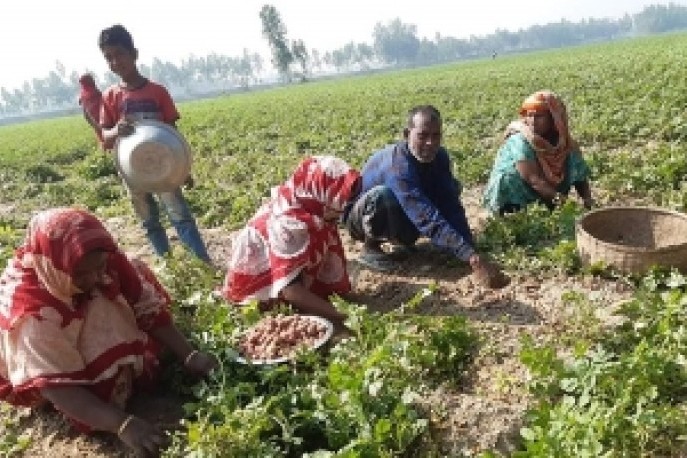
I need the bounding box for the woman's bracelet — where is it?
[117,414,135,436]
[184,350,200,366]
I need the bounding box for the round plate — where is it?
[234,315,334,365]
[115,119,192,193]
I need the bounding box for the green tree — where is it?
[372,18,420,65]
[310,48,322,72]
[1,87,22,114]
[236,49,263,86]
[633,4,687,34]
[291,38,309,81]
[259,4,294,81]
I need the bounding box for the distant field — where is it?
[2,32,686,231]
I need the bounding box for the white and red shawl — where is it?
[223,156,361,303]
[0,208,171,410]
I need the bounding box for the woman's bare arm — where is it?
[41,386,126,432]
[573,180,594,208]
[515,159,559,201]
[41,385,166,454]
[148,323,218,377]
[281,280,346,324]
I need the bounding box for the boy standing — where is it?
[98,24,211,263]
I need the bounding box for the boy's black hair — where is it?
[406,105,441,128]
[98,24,135,52]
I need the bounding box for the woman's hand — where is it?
[281,279,348,324]
[574,180,594,210]
[515,159,559,202]
[41,386,169,455]
[118,415,168,457]
[149,324,218,378]
[183,350,219,378]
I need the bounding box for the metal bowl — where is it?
[115,120,192,192]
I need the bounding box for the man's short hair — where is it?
[407,105,441,129]
[98,24,135,52]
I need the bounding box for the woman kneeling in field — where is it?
[222,156,361,326]
[483,90,593,215]
[0,208,217,456]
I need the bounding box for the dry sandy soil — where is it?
[5,187,631,457]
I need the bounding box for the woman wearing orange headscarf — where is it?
[483,90,593,214]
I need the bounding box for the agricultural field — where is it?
[2,31,687,457]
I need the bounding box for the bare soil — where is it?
[7,186,631,457]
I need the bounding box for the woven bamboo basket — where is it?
[576,206,687,274]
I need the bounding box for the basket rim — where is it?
[575,206,687,254]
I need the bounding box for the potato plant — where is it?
[157,256,475,456]
[518,271,687,456]
[1,31,687,455]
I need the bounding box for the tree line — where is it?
[1,3,685,119]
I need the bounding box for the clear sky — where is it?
[0,0,681,90]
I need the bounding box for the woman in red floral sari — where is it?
[0,208,216,456]
[222,155,361,325]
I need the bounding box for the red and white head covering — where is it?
[223,156,361,304]
[506,90,578,185]
[1,208,119,329]
[0,208,170,408]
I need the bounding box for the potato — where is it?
[239,315,329,361]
